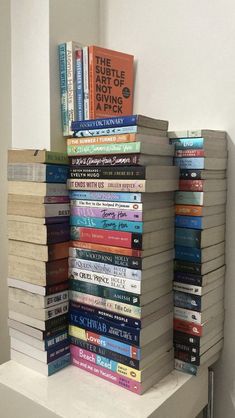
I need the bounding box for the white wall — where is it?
[0,0,11,363]
[100,1,235,417]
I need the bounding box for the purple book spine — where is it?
[47,224,70,243]
[70,206,142,221]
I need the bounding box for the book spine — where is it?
[46,281,69,295]
[44,314,68,332]
[48,352,71,376]
[174,330,200,346]
[175,246,201,263]
[69,324,141,359]
[174,158,205,169]
[45,330,68,350]
[174,291,201,312]
[58,44,68,136]
[69,309,140,345]
[175,205,203,217]
[71,355,141,393]
[70,300,141,328]
[45,302,69,320]
[66,42,74,133]
[173,318,203,336]
[174,271,202,287]
[83,46,89,120]
[175,228,201,248]
[44,196,70,204]
[70,227,142,250]
[68,152,141,166]
[174,350,200,366]
[67,179,146,193]
[69,247,142,269]
[68,133,136,146]
[69,269,141,294]
[70,200,143,211]
[69,290,141,319]
[175,191,203,206]
[180,170,204,180]
[174,259,201,275]
[174,306,202,324]
[174,358,198,376]
[75,49,84,120]
[47,342,70,363]
[71,206,142,221]
[71,115,137,132]
[70,240,142,258]
[179,180,204,192]
[73,125,139,137]
[175,150,205,157]
[173,281,202,296]
[175,215,202,229]
[45,204,70,218]
[70,335,140,369]
[69,166,146,180]
[70,216,143,233]
[68,258,141,280]
[45,216,69,225]
[47,224,70,244]
[88,46,94,119]
[45,165,69,183]
[71,345,141,381]
[68,191,142,202]
[174,138,204,149]
[174,342,200,356]
[69,281,140,307]
[46,259,68,283]
[67,142,141,156]
[45,290,69,307]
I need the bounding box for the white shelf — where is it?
[0,361,208,418]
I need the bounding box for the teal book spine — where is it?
[70,216,143,233]
[58,43,68,136]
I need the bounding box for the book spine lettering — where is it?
[88,46,94,119]
[175,246,201,263]
[175,215,202,229]
[71,115,137,132]
[174,306,202,324]
[46,302,69,320]
[69,247,142,269]
[70,216,143,233]
[83,46,89,119]
[174,259,201,274]
[174,271,202,286]
[69,166,146,180]
[75,49,84,120]
[70,240,142,258]
[73,126,139,137]
[68,191,142,202]
[68,133,136,146]
[45,330,68,350]
[175,150,205,157]
[67,142,141,156]
[173,318,203,336]
[45,290,69,307]
[47,342,70,363]
[70,200,143,211]
[67,179,146,193]
[173,282,202,296]
[58,44,68,136]
[180,170,204,180]
[174,291,201,312]
[174,138,204,149]
[174,158,204,169]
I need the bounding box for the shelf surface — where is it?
[0,360,208,418]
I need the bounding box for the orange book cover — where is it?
[175,205,203,216]
[70,241,142,257]
[88,46,134,119]
[67,133,136,146]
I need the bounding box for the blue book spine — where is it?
[175,359,198,376]
[75,49,84,121]
[45,330,68,350]
[48,353,71,376]
[70,216,143,233]
[174,291,202,311]
[175,228,201,248]
[175,216,202,230]
[73,125,139,137]
[175,246,201,263]
[174,158,205,169]
[69,309,140,345]
[68,191,142,202]
[45,165,69,183]
[174,271,202,286]
[71,115,138,131]
[174,138,204,150]
[47,342,70,363]
[58,44,68,136]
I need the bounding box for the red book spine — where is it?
[174,318,202,336]
[179,179,204,192]
[46,281,69,295]
[70,227,142,249]
[46,258,68,285]
[175,149,205,157]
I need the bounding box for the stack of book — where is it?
[168,130,227,375]
[58,42,134,135]
[67,114,179,394]
[7,149,71,375]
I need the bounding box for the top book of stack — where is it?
[58,42,134,136]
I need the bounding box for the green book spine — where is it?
[45,152,69,165]
[67,142,142,156]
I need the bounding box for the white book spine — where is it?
[174,306,202,324]
[68,258,141,280]
[83,46,89,120]
[70,199,143,210]
[69,268,141,294]
[67,41,82,134]
[173,282,202,296]
[45,301,69,320]
[45,291,69,307]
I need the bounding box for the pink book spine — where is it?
[70,206,142,221]
[71,354,141,394]
[45,196,70,204]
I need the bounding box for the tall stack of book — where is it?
[58,42,134,135]
[168,130,227,375]
[67,114,179,394]
[7,149,71,375]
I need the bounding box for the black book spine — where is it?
[69,248,142,269]
[69,166,146,180]
[174,271,203,286]
[69,154,141,167]
[174,342,200,356]
[180,169,203,180]
[174,349,200,366]
[44,313,68,332]
[174,260,202,275]
[174,330,200,347]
